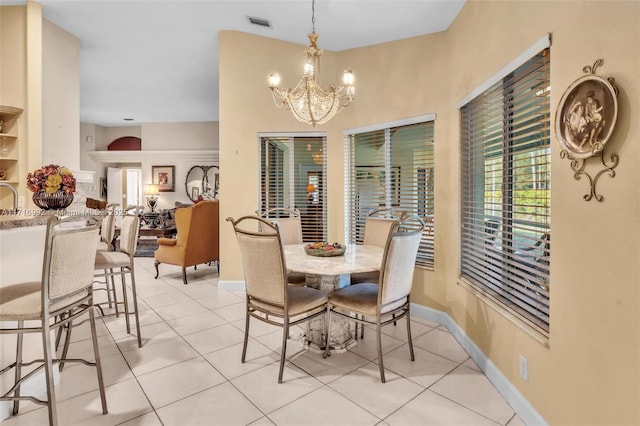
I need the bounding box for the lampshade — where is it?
[144,184,159,196]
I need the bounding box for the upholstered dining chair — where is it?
[257,207,306,285]
[324,216,424,383]
[227,215,328,383]
[351,209,402,338]
[0,215,108,425]
[93,205,143,347]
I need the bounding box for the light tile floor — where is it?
[3,258,525,426]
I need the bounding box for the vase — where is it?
[32,190,74,210]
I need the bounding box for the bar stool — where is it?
[93,205,144,347]
[0,215,108,426]
[95,203,119,312]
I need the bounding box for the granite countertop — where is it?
[0,210,57,229]
[0,209,107,230]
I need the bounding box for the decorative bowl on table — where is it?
[304,242,346,257]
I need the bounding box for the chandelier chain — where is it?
[311,0,316,33]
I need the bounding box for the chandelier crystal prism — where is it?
[268,0,355,127]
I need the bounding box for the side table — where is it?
[141,212,162,228]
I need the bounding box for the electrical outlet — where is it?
[519,355,529,382]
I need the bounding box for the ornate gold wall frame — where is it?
[555,59,619,202]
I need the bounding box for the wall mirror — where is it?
[185,165,219,202]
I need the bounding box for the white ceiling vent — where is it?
[247,16,272,28]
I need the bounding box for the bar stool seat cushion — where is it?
[0,282,88,321]
[95,251,130,269]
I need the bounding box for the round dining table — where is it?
[283,243,384,352]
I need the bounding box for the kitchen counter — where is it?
[0,210,57,230]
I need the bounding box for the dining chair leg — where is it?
[89,304,108,414]
[12,321,24,416]
[59,316,73,371]
[323,309,332,358]
[376,318,385,383]
[406,308,415,361]
[279,320,289,383]
[129,265,143,347]
[110,269,119,317]
[323,307,330,356]
[241,304,250,363]
[42,320,58,426]
[54,315,64,350]
[120,268,131,334]
[104,269,113,308]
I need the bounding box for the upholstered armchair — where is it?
[154,200,219,284]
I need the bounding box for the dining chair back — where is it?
[227,215,328,383]
[351,209,400,285]
[257,207,303,245]
[324,215,424,382]
[257,208,306,284]
[0,215,107,425]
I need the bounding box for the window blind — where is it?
[259,135,327,243]
[460,48,551,333]
[345,120,435,267]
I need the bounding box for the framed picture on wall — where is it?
[555,73,618,159]
[152,165,175,192]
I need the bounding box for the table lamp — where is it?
[144,184,159,212]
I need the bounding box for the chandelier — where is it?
[267,0,355,127]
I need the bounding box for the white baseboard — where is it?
[411,303,547,426]
[218,280,246,292]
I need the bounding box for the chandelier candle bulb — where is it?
[268,73,280,88]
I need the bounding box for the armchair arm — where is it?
[157,238,178,246]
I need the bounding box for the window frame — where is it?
[458,36,551,334]
[258,132,328,243]
[344,114,436,268]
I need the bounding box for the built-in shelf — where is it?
[0,105,23,196]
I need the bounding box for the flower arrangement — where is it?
[26,164,76,194]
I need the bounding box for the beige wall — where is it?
[219,1,640,424]
[142,121,218,150]
[0,3,43,209]
[42,18,79,169]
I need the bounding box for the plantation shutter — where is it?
[460,47,551,332]
[259,135,327,243]
[345,118,435,268]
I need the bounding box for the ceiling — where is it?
[6,0,466,127]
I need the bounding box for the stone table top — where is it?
[283,243,384,276]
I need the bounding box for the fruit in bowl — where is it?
[304,242,346,257]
